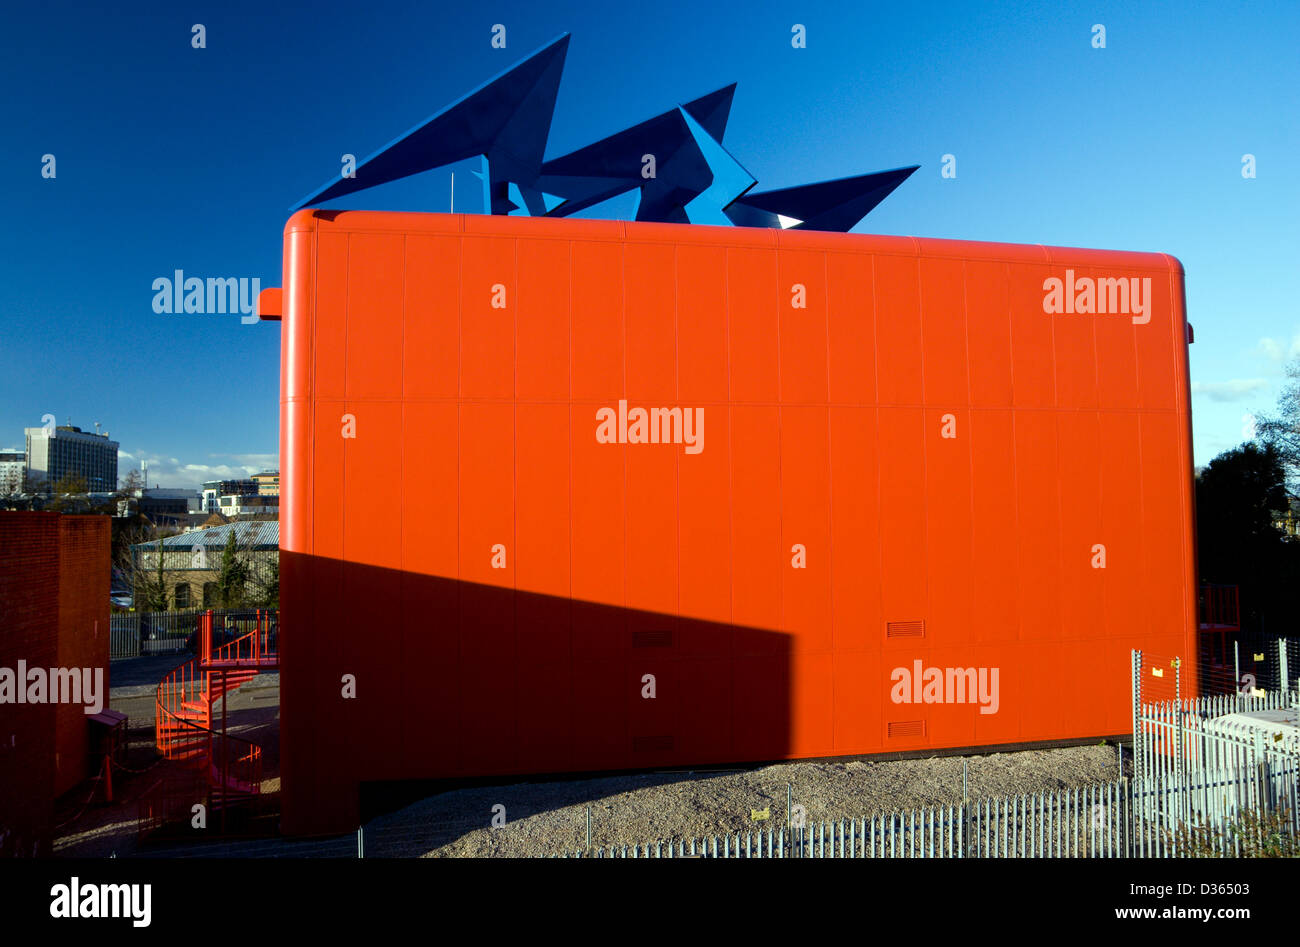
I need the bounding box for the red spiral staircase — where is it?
[145,610,280,835]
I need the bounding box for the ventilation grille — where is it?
[632,630,673,648]
[633,735,674,753]
[886,621,925,638]
[887,720,926,739]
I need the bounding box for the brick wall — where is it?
[0,512,109,856]
[55,516,110,796]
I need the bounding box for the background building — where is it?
[131,520,279,609]
[24,423,118,492]
[252,470,280,496]
[0,450,24,494]
[201,478,258,514]
[219,493,278,518]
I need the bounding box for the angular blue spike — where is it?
[290,33,570,210]
[285,31,918,229]
[536,84,745,216]
[678,107,754,226]
[727,166,919,232]
[680,83,737,141]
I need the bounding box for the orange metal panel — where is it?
[570,401,625,658]
[873,253,923,405]
[964,260,1013,407]
[571,242,623,401]
[727,248,780,402]
[459,237,515,399]
[1013,411,1064,642]
[729,405,782,654]
[676,244,729,403]
[825,252,878,405]
[779,406,832,656]
[877,406,927,622]
[345,233,405,400]
[516,239,571,401]
[514,403,571,663]
[776,250,828,404]
[967,409,1019,645]
[918,256,970,405]
[828,406,883,651]
[625,242,678,402]
[923,407,973,650]
[1009,261,1058,408]
[402,235,461,400]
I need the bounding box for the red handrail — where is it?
[151,608,277,831]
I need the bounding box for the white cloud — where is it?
[1256,334,1300,371]
[119,452,279,490]
[1190,379,1270,402]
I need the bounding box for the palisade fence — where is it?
[1131,646,1300,851]
[554,760,1296,858]
[110,609,277,658]
[550,650,1300,859]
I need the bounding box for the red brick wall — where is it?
[55,516,110,796]
[0,512,109,856]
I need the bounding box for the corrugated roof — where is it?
[132,520,279,550]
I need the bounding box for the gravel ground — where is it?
[364,744,1131,857]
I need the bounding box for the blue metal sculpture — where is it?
[292,33,917,232]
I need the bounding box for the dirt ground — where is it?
[362,743,1130,857]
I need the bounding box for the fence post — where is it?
[1234,640,1240,706]
[1280,638,1289,701]
[1175,658,1185,831]
[787,783,794,859]
[1131,650,1143,807]
[961,759,969,858]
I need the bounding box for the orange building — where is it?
[263,210,1198,835]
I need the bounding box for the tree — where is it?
[215,530,251,607]
[52,473,89,494]
[249,559,279,609]
[1257,357,1300,491]
[115,468,144,501]
[22,471,50,496]
[1195,442,1300,633]
[114,519,179,611]
[134,537,171,612]
[48,473,90,512]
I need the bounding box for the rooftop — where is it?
[131,520,279,550]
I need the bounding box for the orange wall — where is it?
[277,211,1198,835]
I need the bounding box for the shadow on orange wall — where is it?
[278,552,794,837]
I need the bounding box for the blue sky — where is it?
[3,0,1297,489]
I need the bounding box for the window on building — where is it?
[202,582,217,607]
[174,583,191,609]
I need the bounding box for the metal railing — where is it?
[111,608,277,658]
